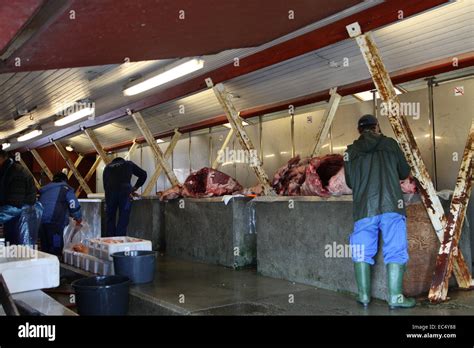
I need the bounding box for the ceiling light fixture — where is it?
[156,139,164,144]
[17,128,43,142]
[223,121,249,129]
[123,58,204,96]
[54,106,95,127]
[353,87,403,101]
[65,145,74,152]
[2,142,11,150]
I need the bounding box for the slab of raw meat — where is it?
[159,185,183,201]
[182,167,243,198]
[300,154,345,197]
[400,176,418,194]
[328,167,352,196]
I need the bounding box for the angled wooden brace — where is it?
[142,129,182,196]
[429,119,474,302]
[18,157,41,190]
[68,154,84,180]
[129,110,180,186]
[347,23,472,289]
[311,87,341,157]
[53,141,92,195]
[207,79,275,195]
[83,128,111,165]
[211,128,234,170]
[30,149,54,181]
[76,156,102,197]
[124,138,139,160]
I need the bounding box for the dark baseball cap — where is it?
[358,114,378,128]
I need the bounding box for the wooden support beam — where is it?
[211,129,234,170]
[30,149,54,181]
[130,111,180,186]
[209,80,274,195]
[53,141,92,195]
[142,130,181,196]
[18,157,40,190]
[68,154,84,180]
[429,120,474,302]
[76,156,101,196]
[348,24,471,289]
[124,139,139,160]
[83,128,111,165]
[311,87,341,157]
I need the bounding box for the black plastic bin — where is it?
[112,250,156,284]
[72,275,130,315]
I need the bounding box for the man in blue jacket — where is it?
[39,172,82,256]
[344,114,415,309]
[103,157,147,237]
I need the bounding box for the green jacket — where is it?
[344,131,410,222]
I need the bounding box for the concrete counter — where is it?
[79,197,164,250]
[254,194,472,300]
[164,196,255,268]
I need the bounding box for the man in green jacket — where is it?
[344,114,415,309]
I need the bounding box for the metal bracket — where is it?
[346,22,361,37]
[205,78,214,88]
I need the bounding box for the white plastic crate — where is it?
[86,236,152,261]
[0,246,59,294]
[63,249,114,275]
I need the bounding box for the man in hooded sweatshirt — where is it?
[344,114,415,309]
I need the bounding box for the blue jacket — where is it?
[39,181,82,227]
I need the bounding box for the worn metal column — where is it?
[129,110,179,186]
[347,23,471,288]
[18,157,41,189]
[212,129,234,170]
[207,79,274,195]
[76,156,102,196]
[68,154,84,180]
[311,87,341,157]
[429,120,474,302]
[83,128,111,165]
[30,149,54,181]
[142,129,181,196]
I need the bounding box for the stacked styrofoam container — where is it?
[86,237,152,261]
[63,237,152,276]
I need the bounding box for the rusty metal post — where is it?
[130,110,180,186]
[207,79,275,195]
[124,138,139,160]
[142,129,181,196]
[311,87,341,157]
[347,23,471,288]
[83,128,111,165]
[68,154,84,180]
[429,119,474,302]
[76,156,102,196]
[212,128,234,170]
[53,141,92,195]
[18,157,41,189]
[30,149,54,181]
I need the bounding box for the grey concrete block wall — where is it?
[254,195,472,301]
[164,197,255,268]
[128,197,165,251]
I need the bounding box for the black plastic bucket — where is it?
[71,275,130,315]
[112,250,156,284]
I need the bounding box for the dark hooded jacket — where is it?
[0,158,37,208]
[344,131,410,222]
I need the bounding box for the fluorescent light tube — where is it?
[223,121,249,129]
[124,59,204,96]
[17,129,43,142]
[353,87,402,101]
[55,107,95,126]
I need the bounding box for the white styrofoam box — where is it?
[63,249,114,275]
[86,237,152,261]
[0,246,59,294]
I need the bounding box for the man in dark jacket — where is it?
[0,150,40,245]
[103,157,147,237]
[344,114,415,309]
[39,172,82,256]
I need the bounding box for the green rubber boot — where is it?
[354,262,371,307]
[386,263,416,309]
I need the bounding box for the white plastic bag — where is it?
[63,218,92,250]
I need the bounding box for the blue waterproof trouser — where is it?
[105,190,132,237]
[349,212,409,265]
